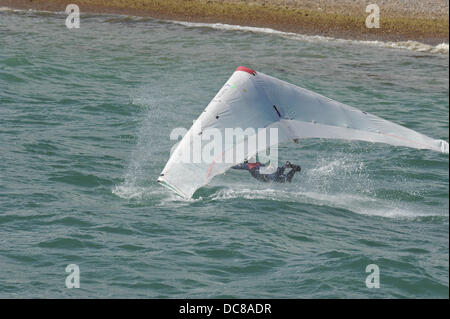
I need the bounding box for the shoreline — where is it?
[0,0,448,45]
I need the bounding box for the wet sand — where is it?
[0,0,448,44]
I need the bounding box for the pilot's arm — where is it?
[231,163,250,170]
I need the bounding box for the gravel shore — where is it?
[212,0,449,19]
[0,0,448,44]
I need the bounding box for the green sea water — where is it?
[0,9,448,298]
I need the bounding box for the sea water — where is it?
[0,8,448,298]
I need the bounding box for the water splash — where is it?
[198,152,446,219]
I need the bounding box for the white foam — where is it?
[207,186,445,219]
[382,40,449,54]
[173,21,449,55]
[112,183,206,206]
[112,184,150,200]
[0,6,66,15]
[0,6,15,12]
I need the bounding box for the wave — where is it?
[206,186,447,220]
[173,21,449,55]
[2,6,447,55]
[112,179,447,220]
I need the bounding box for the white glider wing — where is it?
[158,66,448,198]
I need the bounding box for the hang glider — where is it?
[158,66,449,198]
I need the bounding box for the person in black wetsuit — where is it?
[231,160,301,183]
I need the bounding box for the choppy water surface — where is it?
[0,9,448,298]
